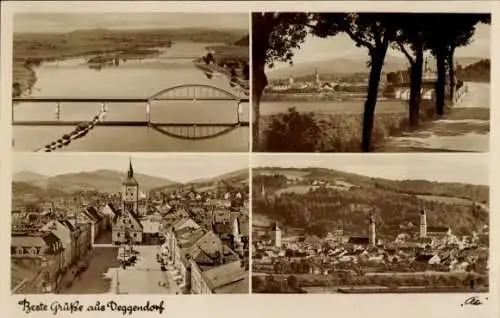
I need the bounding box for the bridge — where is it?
[13,84,249,152]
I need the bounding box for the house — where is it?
[73,222,92,261]
[11,231,65,293]
[78,207,104,244]
[348,236,370,246]
[427,226,452,236]
[41,219,75,270]
[112,208,144,245]
[100,203,118,229]
[428,254,441,265]
[190,258,248,294]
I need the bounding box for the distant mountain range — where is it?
[13,168,249,196]
[13,170,178,194]
[267,54,484,79]
[186,168,249,186]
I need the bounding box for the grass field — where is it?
[275,185,317,195]
[416,194,475,206]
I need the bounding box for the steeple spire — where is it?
[128,158,134,178]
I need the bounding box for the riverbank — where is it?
[336,286,489,294]
[12,28,246,97]
[263,92,367,102]
[252,271,488,294]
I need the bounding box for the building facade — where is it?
[112,160,144,244]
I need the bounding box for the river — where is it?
[13,42,249,152]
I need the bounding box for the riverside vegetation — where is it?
[12,28,248,97]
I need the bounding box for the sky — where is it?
[13,12,249,33]
[13,154,249,183]
[271,22,490,70]
[254,154,489,186]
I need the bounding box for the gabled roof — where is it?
[83,207,102,222]
[415,254,434,262]
[427,226,450,233]
[42,232,61,246]
[196,231,223,257]
[12,234,47,247]
[213,276,248,294]
[122,208,143,230]
[348,236,370,245]
[59,219,75,232]
[213,223,232,236]
[203,260,247,291]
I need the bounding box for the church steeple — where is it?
[128,158,134,178]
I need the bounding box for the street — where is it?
[377,82,490,152]
[105,245,182,294]
[59,245,181,294]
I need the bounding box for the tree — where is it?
[12,82,22,97]
[264,107,322,152]
[287,275,299,290]
[312,13,398,152]
[393,14,429,128]
[252,13,310,150]
[252,276,263,291]
[424,14,490,115]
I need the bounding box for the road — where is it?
[104,245,182,294]
[376,82,489,152]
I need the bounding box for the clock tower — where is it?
[122,159,139,215]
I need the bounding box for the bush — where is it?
[264,107,323,152]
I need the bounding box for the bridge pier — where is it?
[146,102,151,123]
[54,102,60,120]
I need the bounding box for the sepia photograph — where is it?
[11,12,249,152]
[11,154,249,294]
[252,13,490,153]
[251,154,489,294]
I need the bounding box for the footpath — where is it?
[376,82,490,152]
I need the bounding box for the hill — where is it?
[152,168,249,193]
[234,35,249,46]
[13,171,47,183]
[13,169,178,194]
[253,167,489,238]
[267,54,483,79]
[457,59,490,82]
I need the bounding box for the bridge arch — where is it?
[148,84,242,102]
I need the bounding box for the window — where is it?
[16,247,24,255]
[117,232,121,237]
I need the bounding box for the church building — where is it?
[112,160,144,245]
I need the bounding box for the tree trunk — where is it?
[448,46,456,104]
[435,47,447,116]
[362,49,386,152]
[252,62,268,151]
[409,43,424,129]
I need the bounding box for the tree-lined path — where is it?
[376,82,489,152]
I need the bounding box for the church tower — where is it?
[314,68,320,89]
[368,210,376,246]
[420,207,427,238]
[271,221,282,248]
[122,159,139,216]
